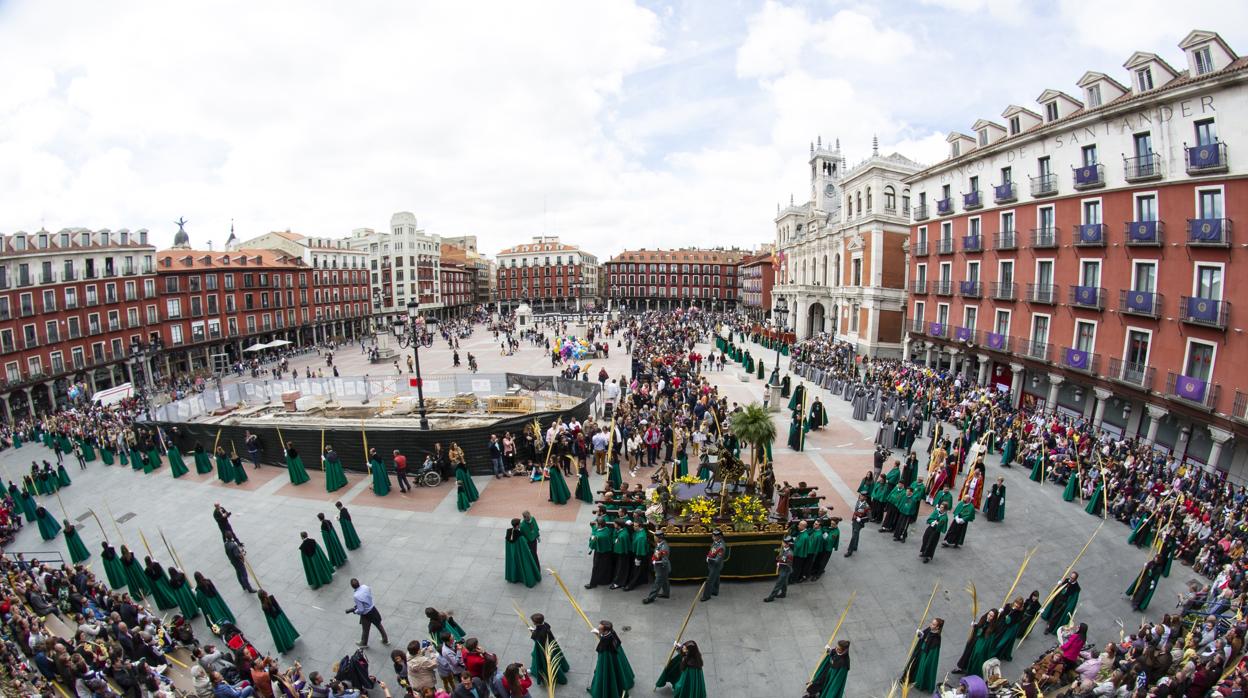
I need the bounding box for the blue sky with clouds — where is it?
[0,0,1243,257]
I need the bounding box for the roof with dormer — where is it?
[156,248,308,271]
[1076,71,1130,92]
[1123,51,1181,78]
[1180,30,1237,59]
[1036,89,1084,107]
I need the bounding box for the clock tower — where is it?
[809,136,843,214]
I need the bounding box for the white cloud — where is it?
[919,0,1029,24]
[810,10,915,63]
[736,2,811,78]
[1055,0,1248,57]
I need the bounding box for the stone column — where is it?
[1045,373,1064,414]
[44,382,56,413]
[1092,387,1112,429]
[948,347,960,374]
[977,353,990,386]
[924,347,934,368]
[1208,426,1234,470]
[25,391,35,416]
[1145,404,1168,443]
[1175,425,1193,461]
[1010,363,1024,408]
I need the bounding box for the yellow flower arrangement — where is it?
[680,496,718,524]
[674,474,705,485]
[730,494,769,530]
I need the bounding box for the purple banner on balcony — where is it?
[986,332,1006,350]
[959,281,977,295]
[1063,348,1090,370]
[1073,286,1099,306]
[964,235,981,250]
[1129,220,1157,243]
[994,183,1013,199]
[1125,290,1154,314]
[1191,218,1223,242]
[1074,165,1100,185]
[954,326,972,342]
[1189,144,1223,168]
[1175,375,1208,402]
[1186,296,1220,323]
[963,192,980,208]
[937,199,952,215]
[928,322,945,337]
[1078,224,1103,244]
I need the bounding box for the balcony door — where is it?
[1195,265,1222,301]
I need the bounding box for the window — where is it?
[964,306,977,331]
[951,141,960,157]
[1125,330,1151,372]
[1132,262,1156,293]
[1194,47,1213,75]
[1086,84,1102,107]
[1008,116,1020,135]
[1195,265,1223,300]
[916,264,927,285]
[1082,200,1101,224]
[939,262,952,283]
[1133,132,1153,158]
[1184,340,1215,381]
[994,309,1010,335]
[1080,260,1100,287]
[914,301,925,321]
[1136,67,1154,91]
[1135,194,1157,221]
[1044,101,1058,122]
[1036,260,1054,287]
[851,259,862,286]
[1039,206,1055,231]
[166,299,181,318]
[1000,166,1012,184]
[978,130,988,146]
[999,260,1014,287]
[1081,145,1097,167]
[967,261,980,284]
[165,276,179,293]
[1198,189,1223,218]
[1001,211,1014,233]
[169,325,184,345]
[1195,119,1217,147]
[42,289,55,312]
[1074,320,1096,352]
[1038,156,1051,178]
[1031,315,1050,346]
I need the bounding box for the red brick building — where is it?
[496,236,599,313]
[905,30,1248,473]
[0,227,158,418]
[738,251,775,321]
[605,248,746,311]
[439,244,474,315]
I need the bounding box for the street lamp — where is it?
[405,300,431,430]
[769,301,788,386]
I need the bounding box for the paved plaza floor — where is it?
[5,327,1181,696]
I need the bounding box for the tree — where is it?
[729,403,777,483]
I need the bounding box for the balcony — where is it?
[1071,163,1105,190]
[1108,358,1155,390]
[962,235,983,253]
[909,280,929,295]
[963,191,982,210]
[926,321,948,338]
[991,281,1017,301]
[910,319,926,334]
[913,204,930,221]
[1026,283,1056,304]
[1022,339,1050,362]
[994,230,1017,251]
[952,326,978,344]
[1180,296,1229,329]
[1059,347,1099,374]
[1186,141,1228,175]
[1125,220,1163,246]
[1030,173,1058,197]
[934,280,953,296]
[993,182,1016,204]
[1187,218,1231,247]
[958,280,982,298]
[1069,285,1105,310]
[1119,289,1162,318]
[1166,372,1219,410]
[1124,153,1162,182]
[936,198,954,216]
[1029,227,1058,248]
[913,241,929,256]
[937,238,954,255]
[983,332,1011,353]
[1074,223,1105,247]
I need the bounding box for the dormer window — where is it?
[1136,67,1153,91]
[951,141,960,157]
[1086,84,1102,107]
[1194,46,1213,75]
[1009,116,1020,135]
[977,130,988,146]
[1044,101,1059,122]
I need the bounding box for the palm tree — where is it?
[729,403,777,484]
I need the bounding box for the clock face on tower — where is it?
[824,183,836,198]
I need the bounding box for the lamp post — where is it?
[406,300,430,430]
[769,301,788,386]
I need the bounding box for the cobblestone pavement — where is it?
[6,328,1179,696]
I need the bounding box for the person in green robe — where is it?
[146,445,163,471]
[992,598,1027,661]
[1159,533,1177,577]
[100,542,127,589]
[781,374,791,398]
[1062,466,1080,502]
[667,640,706,698]
[298,531,334,588]
[193,443,214,474]
[193,572,236,627]
[456,479,471,511]
[80,438,96,462]
[1000,430,1017,466]
[918,504,948,563]
[956,609,1000,677]
[575,465,594,504]
[528,614,569,686]
[606,453,623,490]
[1127,556,1164,611]
[63,521,90,563]
[675,448,689,478]
[34,506,61,541]
[426,607,466,643]
[214,447,235,483]
[519,512,541,565]
[119,546,150,599]
[808,397,829,430]
[323,446,348,493]
[1027,450,1044,483]
[504,518,542,588]
[144,558,179,611]
[625,521,652,590]
[17,490,37,526]
[983,477,1006,522]
[259,590,300,653]
[318,513,349,568]
[128,445,143,470]
[757,359,765,380]
[1127,512,1157,548]
[230,451,249,485]
[12,431,20,448]
[100,446,115,465]
[905,618,943,692]
[808,640,851,698]
[588,620,634,698]
[367,449,390,496]
[165,567,200,620]
[548,460,571,504]
[165,445,188,478]
[1040,572,1080,635]
[787,411,806,451]
[335,501,362,550]
[943,496,976,548]
[454,452,479,502]
[56,463,72,488]
[1084,480,1105,516]
[787,382,805,411]
[284,442,310,485]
